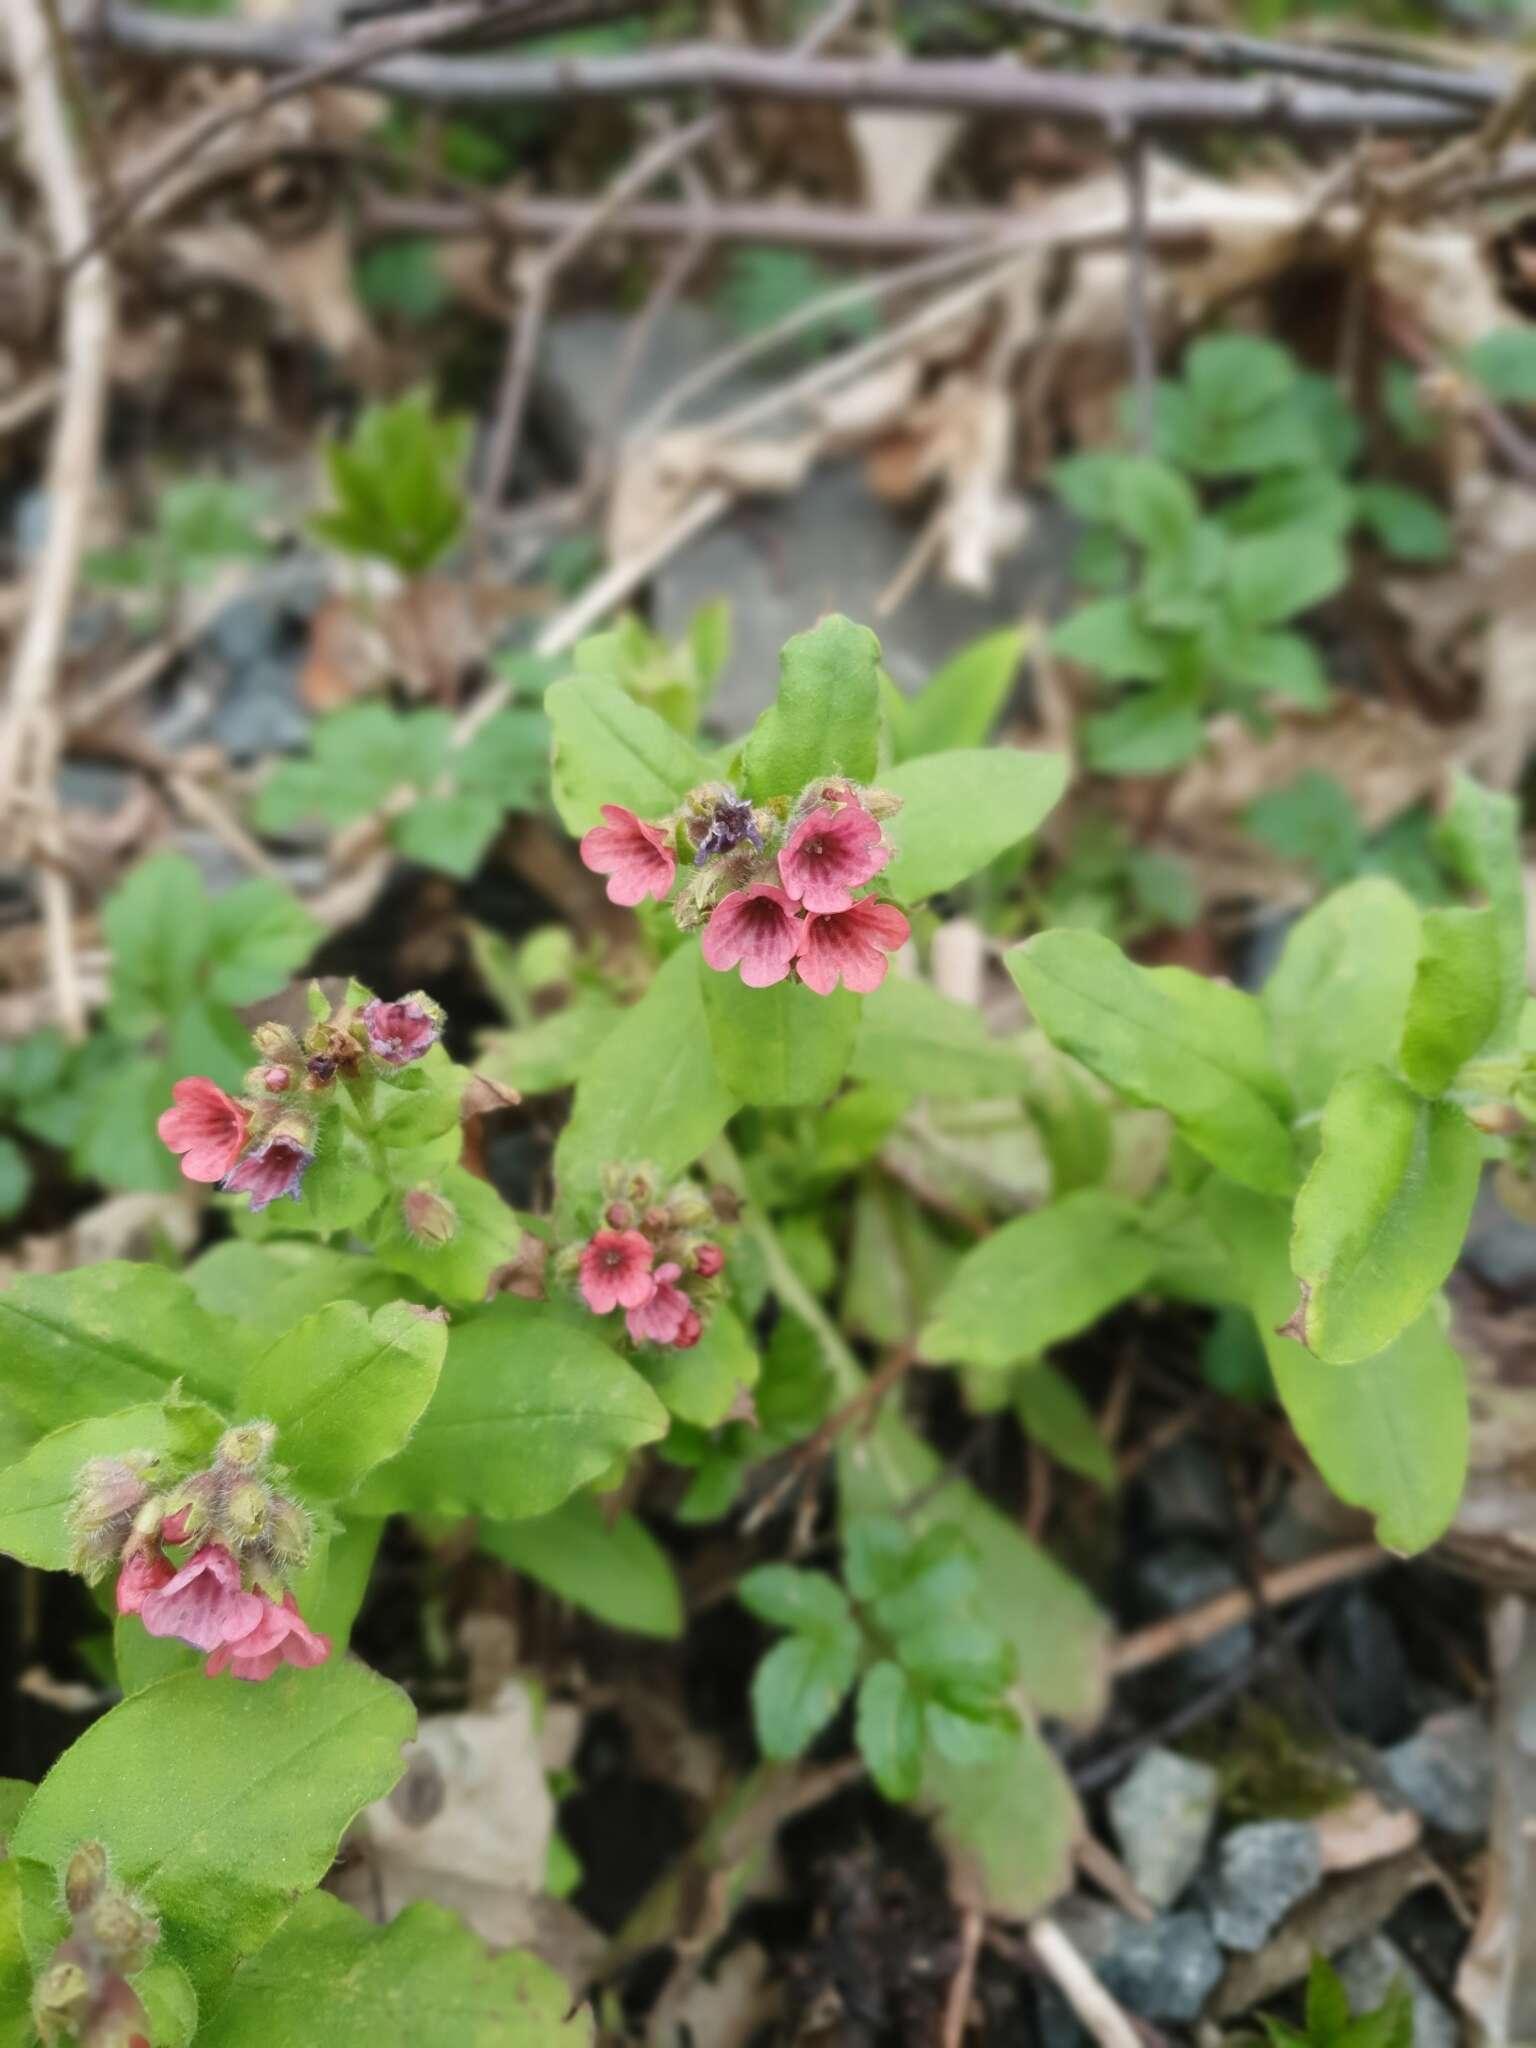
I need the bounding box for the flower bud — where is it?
[262,1066,291,1093]
[32,1959,91,2045]
[217,1422,277,1474]
[260,1494,314,1572]
[693,1242,725,1278]
[362,993,444,1067]
[89,1892,158,1976]
[605,1201,633,1230]
[666,1185,714,1231]
[856,784,903,820]
[1469,1101,1522,1135]
[224,1480,270,1546]
[65,1842,108,1915]
[403,1185,457,1249]
[250,1021,301,1063]
[68,1458,156,1582]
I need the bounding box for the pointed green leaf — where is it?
[1263,878,1420,1113]
[1013,1365,1116,1488]
[1400,906,1504,1095]
[856,1662,924,1801]
[481,1494,683,1639]
[880,749,1066,902]
[901,627,1027,758]
[751,1626,860,1761]
[925,1719,1080,1917]
[1439,774,1526,1045]
[0,1402,222,1572]
[742,614,882,801]
[546,675,711,836]
[1009,931,1295,1195]
[1290,1066,1481,1364]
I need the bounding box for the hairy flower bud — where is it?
[217,1422,277,1474]
[224,1480,270,1546]
[65,1842,108,1916]
[855,784,903,820]
[68,1458,157,1582]
[250,1021,301,1064]
[32,1958,91,2046]
[605,1201,633,1230]
[402,1185,457,1249]
[89,1892,158,1976]
[260,1495,314,1573]
[665,1185,714,1231]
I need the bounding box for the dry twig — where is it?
[1110,1540,1387,1677]
[1030,1916,1143,2048]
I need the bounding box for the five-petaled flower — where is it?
[626,1262,696,1347]
[222,1131,313,1212]
[701,884,802,989]
[135,1543,265,1653]
[779,801,888,914]
[157,1078,250,1184]
[796,898,911,997]
[580,1229,657,1314]
[580,805,677,906]
[206,1591,331,1682]
[362,996,441,1066]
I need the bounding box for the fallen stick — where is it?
[1110,1541,1387,1677]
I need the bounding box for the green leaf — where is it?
[0,1264,251,1453]
[1009,930,1295,1195]
[546,675,711,836]
[1439,774,1527,1046]
[477,1001,620,1097]
[751,1626,860,1761]
[100,852,209,1037]
[1306,1954,1354,2042]
[919,1190,1157,1370]
[238,1300,447,1502]
[902,626,1027,757]
[856,1662,924,1801]
[11,1662,413,1999]
[289,1514,384,1647]
[700,968,858,1108]
[366,1165,522,1305]
[198,1890,590,2045]
[0,1863,33,2048]
[1400,906,1504,1095]
[353,1298,667,1520]
[849,977,1027,1100]
[739,1564,851,1634]
[0,1402,221,1572]
[203,881,321,1006]
[1216,627,1329,706]
[924,1696,1018,1767]
[880,748,1066,902]
[1013,1365,1116,1487]
[924,1719,1081,1917]
[312,390,467,575]
[1206,1181,1466,1553]
[185,1243,401,1332]
[0,1137,28,1221]
[1354,482,1452,563]
[1263,877,1421,1112]
[1289,1066,1481,1364]
[742,614,882,801]
[636,1303,758,1428]
[1108,458,1199,558]
[1081,688,1204,776]
[393,791,503,878]
[482,1494,682,1639]
[1226,529,1346,625]
[1052,597,1169,683]
[556,948,736,1211]
[1465,326,1536,404]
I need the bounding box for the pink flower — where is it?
[115,1547,174,1617]
[796,898,910,997]
[675,1309,702,1349]
[779,802,888,914]
[157,1077,251,1184]
[700,885,802,989]
[625,1262,694,1346]
[694,1242,724,1278]
[206,1591,330,1682]
[580,806,676,907]
[580,1229,656,1314]
[137,1543,265,1653]
[222,1132,313,1212]
[362,996,441,1066]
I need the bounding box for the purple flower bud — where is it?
[362,995,444,1067]
[221,1127,313,1212]
[692,790,763,866]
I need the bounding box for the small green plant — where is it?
[1031,814,1199,940]
[310,389,470,576]
[741,1516,1018,1796]
[85,476,270,618]
[718,247,883,358]
[1052,335,1451,774]
[1244,771,1459,902]
[1260,1955,1414,2048]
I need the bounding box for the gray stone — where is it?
[1053,1900,1223,2025]
[1134,1437,1230,1539]
[1134,1541,1254,1686]
[13,485,48,564]
[1210,1822,1322,1952]
[57,761,135,816]
[213,653,309,762]
[1107,1747,1219,1910]
[1335,1935,1457,2048]
[1315,1587,1414,1746]
[1380,1707,1493,1838]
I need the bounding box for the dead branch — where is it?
[79,6,1484,135]
[1110,1541,1387,1677]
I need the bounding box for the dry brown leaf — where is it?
[848,106,962,217]
[1315,1791,1422,1873]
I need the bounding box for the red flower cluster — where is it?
[570,1168,728,1350]
[118,1541,328,1682]
[577,786,910,996]
[157,985,445,1208]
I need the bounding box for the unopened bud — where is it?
[403,1185,457,1249]
[32,1959,91,2044]
[306,1054,338,1085]
[68,1459,156,1581]
[605,1201,633,1230]
[224,1480,269,1545]
[1469,1101,1522,1135]
[90,1893,158,1976]
[261,1495,313,1572]
[666,1186,714,1231]
[856,784,903,820]
[65,1842,108,1915]
[251,1021,300,1063]
[262,1066,291,1093]
[693,1242,725,1278]
[217,1422,277,1473]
